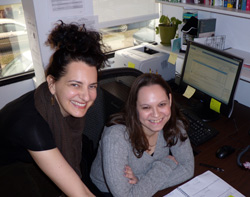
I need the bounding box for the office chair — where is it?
[81,67,143,195]
[83,67,143,150]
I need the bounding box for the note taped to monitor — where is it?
[183,85,196,99]
[210,98,221,113]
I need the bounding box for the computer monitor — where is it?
[180,41,243,121]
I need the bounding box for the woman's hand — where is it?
[124,165,138,184]
[167,155,178,165]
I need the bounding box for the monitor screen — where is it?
[180,41,243,121]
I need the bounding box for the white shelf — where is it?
[156,0,250,19]
[226,48,250,82]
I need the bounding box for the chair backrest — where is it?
[81,67,143,195]
[83,67,143,151]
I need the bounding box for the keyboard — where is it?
[181,109,219,146]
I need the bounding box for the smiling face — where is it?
[47,61,98,117]
[136,84,172,137]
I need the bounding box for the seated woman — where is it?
[90,73,194,197]
[0,21,107,196]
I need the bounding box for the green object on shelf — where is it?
[158,24,177,46]
[156,14,182,46]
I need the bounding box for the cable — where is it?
[237,145,250,169]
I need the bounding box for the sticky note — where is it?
[210,98,221,113]
[128,62,135,68]
[228,195,234,197]
[183,85,196,99]
[168,52,178,65]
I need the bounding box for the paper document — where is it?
[164,170,245,197]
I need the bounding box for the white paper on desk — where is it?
[164,170,245,197]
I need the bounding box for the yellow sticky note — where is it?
[168,52,178,65]
[183,85,196,99]
[210,98,221,113]
[128,62,135,68]
[228,195,234,197]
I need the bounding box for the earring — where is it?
[51,95,55,106]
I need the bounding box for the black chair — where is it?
[81,67,143,195]
[83,67,143,150]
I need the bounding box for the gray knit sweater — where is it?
[90,123,194,197]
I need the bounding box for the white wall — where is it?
[162,5,183,21]
[0,78,35,109]
[235,80,250,107]
[199,12,250,52]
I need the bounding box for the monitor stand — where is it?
[188,98,220,122]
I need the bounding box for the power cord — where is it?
[237,145,250,169]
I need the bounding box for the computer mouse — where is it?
[216,145,235,159]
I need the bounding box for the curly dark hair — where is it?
[45,20,108,81]
[108,73,188,158]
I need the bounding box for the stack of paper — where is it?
[164,170,245,197]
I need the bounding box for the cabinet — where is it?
[156,0,250,53]
[155,0,250,19]
[156,0,250,107]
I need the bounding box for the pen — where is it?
[199,163,224,172]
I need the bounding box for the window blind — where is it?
[93,0,159,29]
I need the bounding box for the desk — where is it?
[154,96,250,196]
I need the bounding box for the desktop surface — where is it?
[153,93,250,196]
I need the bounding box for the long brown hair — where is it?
[107,73,188,158]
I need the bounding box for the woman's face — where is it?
[47,61,98,117]
[136,84,172,137]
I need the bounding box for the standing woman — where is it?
[0,21,107,196]
[90,73,194,197]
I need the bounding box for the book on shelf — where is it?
[213,0,223,6]
[164,170,245,197]
[246,0,250,10]
[227,0,234,7]
[237,0,242,9]
[224,0,228,7]
[241,0,247,10]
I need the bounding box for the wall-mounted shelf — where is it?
[155,0,250,19]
